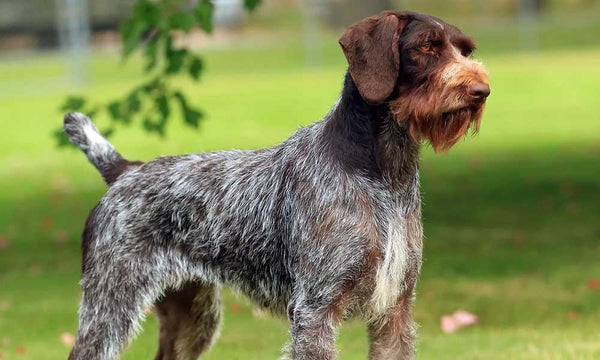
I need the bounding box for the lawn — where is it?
[0,35,599,359]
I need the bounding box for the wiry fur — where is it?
[64,113,141,185]
[64,11,489,360]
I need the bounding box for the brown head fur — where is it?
[340,11,490,153]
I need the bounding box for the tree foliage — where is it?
[55,0,261,146]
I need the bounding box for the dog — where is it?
[63,10,489,360]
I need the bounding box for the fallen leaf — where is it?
[27,263,41,275]
[588,143,600,155]
[568,312,579,320]
[510,232,526,246]
[51,173,69,192]
[453,310,478,326]
[0,301,9,311]
[467,154,484,169]
[60,332,75,347]
[15,346,26,355]
[230,302,242,313]
[540,196,554,211]
[53,230,70,244]
[1,337,10,346]
[441,310,478,333]
[0,236,9,249]
[40,215,54,229]
[441,315,459,333]
[565,202,579,214]
[588,279,600,291]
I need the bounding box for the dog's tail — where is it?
[63,112,140,185]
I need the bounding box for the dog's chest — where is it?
[369,207,423,316]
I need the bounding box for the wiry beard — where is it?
[408,105,483,153]
[391,97,484,153]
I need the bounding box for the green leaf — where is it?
[195,0,214,33]
[173,91,202,128]
[107,101,122,121]
[164,35,187,74]
[133,0,161,27]
[60,96,86,112]
[243,0,261,11]
[87,108,99,119]
[142,116,166,137]
[141,78,161,94]
[156,94,170,119]
[173,91,187,107]
[125,91,141,115]
[188,57,203,80]
[120,18,144,57]
[144,37,160,72]
[184,107,202,128]
[169,12,195,32]
[122,0,162,58]
[143,116,157,132]
[101,127,115,139]
[53,128,72,147]
[166,50,186,74]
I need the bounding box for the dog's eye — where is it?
[419,43,434,53]
[462,47,475,57]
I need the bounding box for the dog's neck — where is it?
[322,72,420,192]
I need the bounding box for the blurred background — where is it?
[0,0,599,359]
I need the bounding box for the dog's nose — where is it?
[468,83,490,100]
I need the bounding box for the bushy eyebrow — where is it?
[453,36,477,53]
[403,30,443,48]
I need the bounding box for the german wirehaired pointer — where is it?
[63,11,490,360]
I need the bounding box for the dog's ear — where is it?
[339,12,409,105]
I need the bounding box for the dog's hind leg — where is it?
[68,255,167,360]
[153,281,221,360]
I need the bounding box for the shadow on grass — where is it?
[0,147,599,359]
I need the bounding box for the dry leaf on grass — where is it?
[0,236,9,249]
[0,301,9,311]
[230,302,242,313]
[15,347,26,355]
[587,279,600,291]
[27,263,41,275]
[51,173,70,193]
[568,312,579,320]
[53,230,70,244]
[441,310,478,333]
[60,332,76,347]
[40,215,54,230]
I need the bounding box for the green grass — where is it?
[0,37,599,359]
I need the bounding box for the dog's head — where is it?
[339,11,490,153]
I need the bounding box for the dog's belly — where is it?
[195,234,294,314]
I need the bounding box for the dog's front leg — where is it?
[367,291,416,360]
